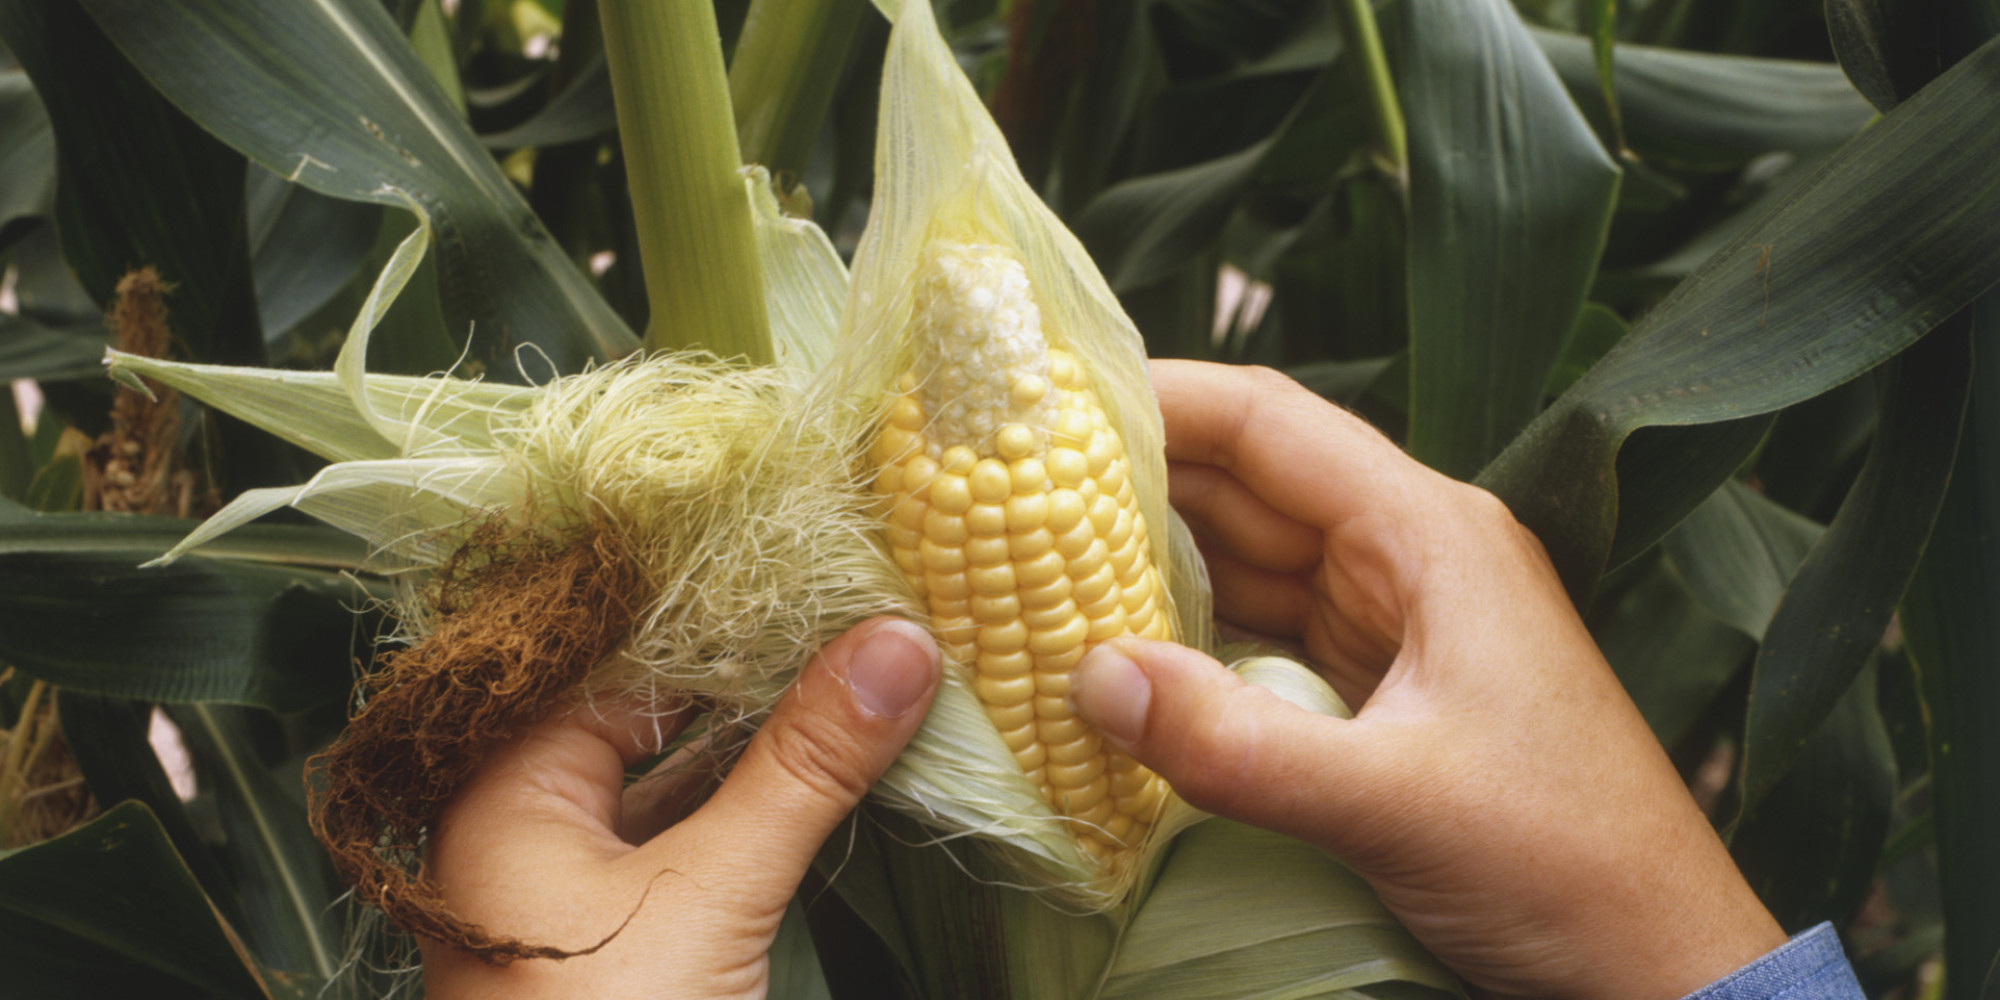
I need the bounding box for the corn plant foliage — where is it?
[1533,29,1876,169]
[1731,660,1896,933]
[162,703,345,985]
[1826,0,2000,111]
[245,171,384,345]
[0,62,52,245]
[0,0,1996,996]
[1591,559,1752,747]
[1738,323,1969,815]
[1900,291,2000,995]
[1398,0,1622,479]
[0,0,264,370]
[74,0,638,380]
[0,506,388,712]
[1478,31,2000,599]
[0,803,274,1000]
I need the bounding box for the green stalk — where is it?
[600,1,773,363]
[729,0,866,182]
[1336,0,1407,185]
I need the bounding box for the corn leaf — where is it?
[0,803,273,1000]
[478,55,616,151]
[1730,661,1896,932]
[1397,0,1622,480]
[1479,33,2000,602]
[58,695,246,931]
[0,0,264,369]
[1738,319,1969,816]
[1898,291,2000,998]
[1533,29,1875,169]
[0,62,53,242]
[1827,0,2000,112]
[245,168,382,342]
[164,704,343,985]
[1660,480,1822,642]
[1592,562,1754,746]
[75,0,638,378]
[0,313,106,382]
[0,508,386,711]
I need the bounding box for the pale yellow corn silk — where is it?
[109,208,911,721]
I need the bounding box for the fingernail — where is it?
[846,620,939,718]
[1072,644,1150,748]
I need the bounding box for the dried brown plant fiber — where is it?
[306,519,643,964]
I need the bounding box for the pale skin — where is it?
[422,361,1786,1000]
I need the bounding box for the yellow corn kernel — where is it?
[870,240,1172,861]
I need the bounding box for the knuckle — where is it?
[1456,482,1515,524]
[1240,364,1298,394]
[760,715,873,807]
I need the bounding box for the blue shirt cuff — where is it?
[1680,922,1865,1000]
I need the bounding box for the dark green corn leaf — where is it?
[1592,560,1754,747]
[0,312,109,383]
[1900,290,2000,1000]
[1479,34,2000,603]
[1397,0,1621,480]
[0,393,29,501]
[76,0,639,379]
[1731,659,1896,933]
[246,168,383,342]
[0,0,264,369]
[1533,29,1875,170]
[479,54,616,151]
[1577,0,1622,152]
[1738,319,1970,817]
[0,0,305,494]
[1075,139,1275,294]
[57,693,245,927]
[0,802,271,1000]
[1827,0,2000,111]
[0,62,53,246]
[1543,303,1628,400]
[0,508,387,711]
[164,703,342,985]
[1661,480,1821,643]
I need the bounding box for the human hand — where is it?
[419,617,941,1000]
[1072,361,1784,1000]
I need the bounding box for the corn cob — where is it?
[869,241,1170,863]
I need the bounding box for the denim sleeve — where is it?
[1680,923,1865,1000]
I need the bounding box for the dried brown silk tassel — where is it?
[305,522,648,963]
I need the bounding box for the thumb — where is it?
[1071,638,1378,852]
[668,618,940,876]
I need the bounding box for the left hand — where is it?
[420,617,942,1000]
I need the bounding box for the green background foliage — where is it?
[0,0,1992,996]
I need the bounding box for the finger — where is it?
[1150,360,1447,534]
[1070,637,1385,856]
[1195,539,1314,637]
[650,618,940,889]
[1169,461,1321,574]
[436,694,698,856]
[617,728,728,845]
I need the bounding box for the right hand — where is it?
[1072,361,1784,1000]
